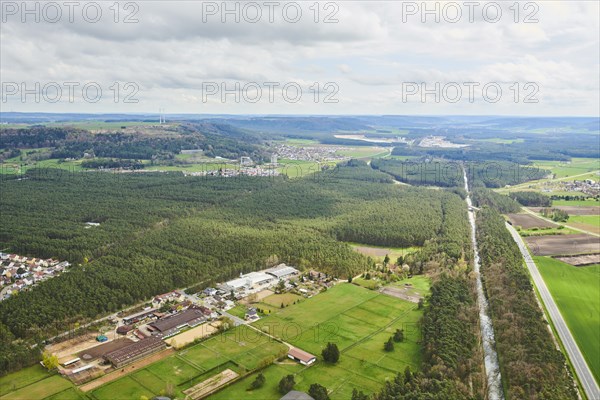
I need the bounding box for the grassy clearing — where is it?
[569,215,600,228]
[533,158,600,178]
[261,293,303,308]
[227,304,248,319]
[348,243,420,264]
[553,200,600,207]
[534,256,600,383]
[353,277,380,289]
[387,275,431,298]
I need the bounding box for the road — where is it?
[521,206,600,238]
[506,222,600,400]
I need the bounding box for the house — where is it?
[152,291,184,307]
[287,348,316,366]
[122,308,158,325]
[203,287,217,296]
[280,391,315,400]
[245,308,259,321]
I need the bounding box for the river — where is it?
[463,168,505,400]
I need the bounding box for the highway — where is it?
[506,222,600,400]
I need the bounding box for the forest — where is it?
[476,207,577,399]
[371,159,547,188]
[0,162,473,376]
[509,191,552,207]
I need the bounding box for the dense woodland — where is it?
[371,159,547,188]
[476,207,577,399]
[0,162,474,377]
[509,191,552,207]
[471,188,522,214]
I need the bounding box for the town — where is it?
[0,252,70,300]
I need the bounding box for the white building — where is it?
[265,264,299,280]
[219,271,275,292]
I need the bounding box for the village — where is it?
[45,263,337,389]
[0,252,70,300]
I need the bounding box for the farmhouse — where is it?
[287,347,316,366]
[219,271,275,292]
[148,308,206,337]
[266,264,299,279]
[104,336,166,368]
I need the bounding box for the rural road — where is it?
[506,222,600,400]
[522,207,600,238]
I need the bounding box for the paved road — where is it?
[506,222,600,400]
[522,206,600,238]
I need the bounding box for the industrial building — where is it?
[265,264,299,280]
[219,271,275,292]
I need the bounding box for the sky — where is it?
[1,1,599,115]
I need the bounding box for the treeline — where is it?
[476,208,577,399]
[509,191,552,207]
[81,158,144,170]
[0,324,41,376]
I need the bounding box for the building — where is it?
[104,336,166,368]
[266,264,299,280]
[280,391,315,400]
[287,348,316,366]
[219,271,275,292]
[148,308,206,338]
[122,308,158,325]
[245,308,259,321]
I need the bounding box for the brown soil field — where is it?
[78,338,133,360]
[555,253,600,266]
[353,245,395,257]
[507,213,557,229]
[525,234,600,256]
[531,206,600,216]
[380,287,420,303]
[183,368,239,399]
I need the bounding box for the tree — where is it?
[276,279,286,293]
[321,342,340,363]
[281,302,285,309]
[308,383,330,400]
[42,351,58,370]
[384,337,394,352]
[393,329,404,343]
[403,366,412,384]
[348,275,353,283]
[418,298,424,309]
[249,373,265,390]
[352,388,369,400]
[383,254,390,265]
[278,374,295,394]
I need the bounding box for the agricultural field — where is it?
[533,257,600,383]
[569,215,600,234]
[524,234,600,256]
[89,326,287,400]
[553,199,600,207]
[0,366,77,400]
[506,213,557,229]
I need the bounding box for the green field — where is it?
[552,200,600,207]
[533,158,599,178]
[0,373,73,400]
[90,325,287,400]
[352,277,380,289]
[387,276,431,298]
[534,257,600,383]
[241,283,423,399]
[261,293,303,308]
[569,215,600,228]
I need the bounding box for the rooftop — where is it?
[104,336,165,365]
[149,308,206,333]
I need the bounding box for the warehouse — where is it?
[219,271,275,292]
[266,264,299,279]
[104,336,166,368]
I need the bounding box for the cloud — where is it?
[0,1,598,115]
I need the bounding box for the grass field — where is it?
[533,158,599,178]
[569,215,600,228]
[241,284,423,399]
[553,200,600,207]
[534,256,600,383]
[261,293,303,308]
[387,275,431,298]
[353,277,380,289]
[0,374,73,400]
[348,243,420,264]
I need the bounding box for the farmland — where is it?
[506,213,557,229]
[524,234,600,256]
[533,256,600,383]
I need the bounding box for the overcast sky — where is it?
[1,1,598,115]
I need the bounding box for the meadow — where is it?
[532,158,599,178]
[0,365,79,400]
[534,256,600,383]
